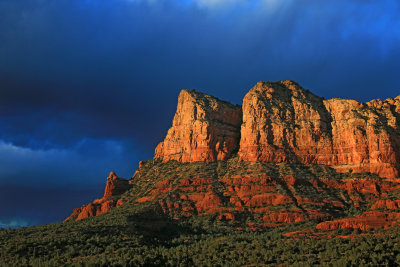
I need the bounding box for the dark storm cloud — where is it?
[0,0,399,225]
[0,138,146,186]
[0,184,105,226]
[1,0,399,152]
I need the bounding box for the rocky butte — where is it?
[67,80,400,231]
[155,89,242,162]
[156,80,400,178]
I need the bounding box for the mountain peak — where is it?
[107,171,118,180]
[255,80,301,89]
[249,80,318,102]
[154,88,242,162]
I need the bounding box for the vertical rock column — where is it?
[238,80,334,163]
[155,89,242,162]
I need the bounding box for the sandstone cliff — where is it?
[154,89,242,162]
[156,81,400,178]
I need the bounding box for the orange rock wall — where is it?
[155,89,242,162]
[156,81,400,178]
[239,81,334,164]
[239,81,400,178]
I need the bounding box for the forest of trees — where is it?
[2,211,400,266]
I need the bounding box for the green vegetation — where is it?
[2,213,400,266]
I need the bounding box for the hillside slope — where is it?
[3,159,400,266]
[67,158,400,231]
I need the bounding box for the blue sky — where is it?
[0,0,399,227]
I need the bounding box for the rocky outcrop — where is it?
[238,81,333,164]
[65,172,131,221]
[238,80,400,178]
[103,171,131,198]
[66,200,121,221]
[155,89,242,162]
[316,211,400,231]
[156,80,400,178]
[371,199,400,210]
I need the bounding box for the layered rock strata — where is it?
[154,89,242,162]
[67,159,400,231]
[156,81,400,178]
[114,160,400,230]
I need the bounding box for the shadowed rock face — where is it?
[156,81,400,178]
[103,171,131,198]
[154,89,242,162]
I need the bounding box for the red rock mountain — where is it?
[66,80,400,232]
[155,80,400,178]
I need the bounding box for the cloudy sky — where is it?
[0,0,399,227]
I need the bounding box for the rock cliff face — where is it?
[154,89,242,162]
[156,81,400,178]
[239,81,334,164]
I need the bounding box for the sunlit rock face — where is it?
[103,171,131,199]
[238,80,334,164]
[238,80,400,178]
[65,172,130,221]
[155,89,242,162]
[155,81,400,178]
